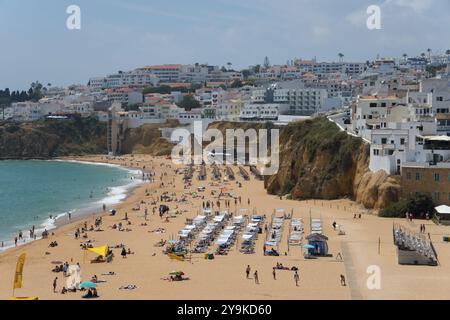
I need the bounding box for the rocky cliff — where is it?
[263,117,400,209]
[122,120,181,156]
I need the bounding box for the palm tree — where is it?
[338,53,344,62]
[427,48,432,61]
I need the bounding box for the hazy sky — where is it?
[1,0,449,89]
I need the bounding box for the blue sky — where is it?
[1,0,449,89]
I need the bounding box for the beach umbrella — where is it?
[79,281,97,289]
[303,244,315,249]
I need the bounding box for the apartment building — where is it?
[402,161,450,205]
[239,103,288,121]
[106,88,143,105]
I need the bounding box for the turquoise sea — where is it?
[0,160,141,249]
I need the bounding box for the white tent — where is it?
[66,265,81,290]
[435,205,450,215]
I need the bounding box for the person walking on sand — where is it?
[254,271,259,284]
[246,265,251,279]
[272,269,276,280]
[340,274,346,286]
[263,244,267,256]
[53,277,58,293]
[294,271,299,286]
[121,247,127,258]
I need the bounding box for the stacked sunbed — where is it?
[311,218,323,234]
[193,215,207,227]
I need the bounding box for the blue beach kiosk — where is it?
[305,233,329,256]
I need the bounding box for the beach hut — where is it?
[305,233,329,256]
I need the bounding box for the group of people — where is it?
[245,265,301,286]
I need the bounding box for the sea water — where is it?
[0,160,142,250]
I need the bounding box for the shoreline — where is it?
[0,157,146,253]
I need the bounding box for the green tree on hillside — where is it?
[176,95,201,111]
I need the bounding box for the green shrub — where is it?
[379,194,435,218]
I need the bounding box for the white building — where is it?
[239,103,288,121]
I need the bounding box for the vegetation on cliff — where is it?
[0,116,107,158]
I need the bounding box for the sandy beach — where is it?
[1,154,450,300]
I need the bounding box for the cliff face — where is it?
[122,120,182,156]
[264,118,400,209]
[0,117,107,158]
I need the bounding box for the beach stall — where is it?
[305,233,329,256]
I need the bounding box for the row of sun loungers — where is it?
[211,164,222,180]
[183,165,194,181]
[288,218,304,246]
[239,166,250,180]
[225,166,235,180]
[250,166,263,180]
[240,215,264,254]
[198,165,207,180]
[190,212,230,253]
[265,216,284,249]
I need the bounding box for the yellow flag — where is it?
[13,253,26,290]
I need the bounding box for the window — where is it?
[435,173,440,182]
[406,172,412,180]
[400,138,405,145]
[434,192,440,201]
[437,97,444,102]
[381,138,387,144]
[416,172,421,181]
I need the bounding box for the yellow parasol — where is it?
[87,245,108,257]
